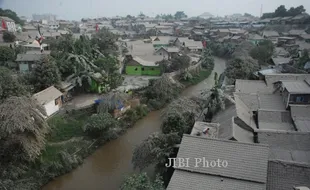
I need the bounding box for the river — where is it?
[42,57,226,190]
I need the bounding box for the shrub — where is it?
[83,113,119,138]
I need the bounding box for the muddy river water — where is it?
[42,57,226,190]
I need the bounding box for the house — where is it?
[262,31,279,43]
[32,86,63,117]
[124,55,161,76]
[167,135,269,190]
[22,24,37,32]
[16,52,49,72]
[290,14,310,24]
[277,37,296,45]
[154,46,179,60]
[280,16,293,25]
[248,34,265,45]
[288,30,307,38]
[174,37,203,53]
[151,36,176,49]
[0,16,16,33]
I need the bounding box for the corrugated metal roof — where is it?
[291,105,310,132]
[281,80,310,93]
[16,53,47,62]
[235,80,272,94]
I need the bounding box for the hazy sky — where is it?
[1,0,310,20]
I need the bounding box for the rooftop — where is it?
[235,79,272,94]
[173,135,269,183]
[190,122,219,138]
[267,160,310,190]
[16,51,49,62]
[281,80,310,94]
[290,105,310,132]
[32,86,62,105]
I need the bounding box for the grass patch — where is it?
[181,69,212,86]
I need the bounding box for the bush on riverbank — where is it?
[180,69,212,86]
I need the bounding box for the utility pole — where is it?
[260,4,263,18]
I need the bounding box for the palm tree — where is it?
[0,96,49,162]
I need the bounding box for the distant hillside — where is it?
[198,12,214,19]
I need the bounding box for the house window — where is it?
[55,99,59,105]
[135,68,138,71]
[296,96,304,102]
[141,67,145,71]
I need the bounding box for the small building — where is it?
[21,40,49,51]
[32,86,63,117]
[276,80,310,108]
[278,37,296,45]
[262,31,279,44]
[154,46,179,60]
[124,55,161,76]
[0,16,16,33]
[16,52,49,72]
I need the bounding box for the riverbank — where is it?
[0,105,149,190]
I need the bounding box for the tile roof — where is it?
[263,31,280,37]
[16,53,47,62]
[168,169,266,190]
[248,34,264,40]
[267,160,310,190]
[281,80,310,94]
[235,79,272,94]
[175,135,269,183]
[32,86,62,105]
[288,29,307,36]
[256,130,310,151]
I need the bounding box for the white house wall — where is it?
[44,100,60,116]
[5,21,16,33]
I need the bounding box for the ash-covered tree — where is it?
[120,173,165,190]
[225,57,259,84]
[83,112,119,138]
[0,67,28,101]
[144,74,183,109]
[250,40,274,64]
[91,28,119,56]
[297,49,310,69]
[0,46,15,66]
[0,96,49,162]
[94,56,122,89]
[2,31,16,42]
[29,56,61,92]
[132,132,180,171]
[170,54,190,72]
[201,47,214,70]
[174,11,187,20]
[161,97,199,136]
